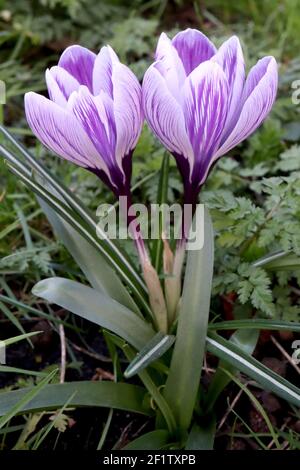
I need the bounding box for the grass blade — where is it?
[0,300,32,347]
[0,294,79,330]
[31,391,77,449]
[221,369,281,449]
[0,369,58,429]
[3,331,42,346]
[0,365,47,377]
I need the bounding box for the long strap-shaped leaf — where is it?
[32,277,155,351]
[0,382,151,417]
[164,206,214,434]
[2,153,152,317]
[208,318,300,332]
[253,250,300,270]
[207,332,300,407]
[203,329,259,413]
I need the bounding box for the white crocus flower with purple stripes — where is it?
[25,45,143,197]
[143,29,278,204]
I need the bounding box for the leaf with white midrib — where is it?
[124,332,175,378]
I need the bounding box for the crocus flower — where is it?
[25,45,143,196]
[143,29,278,203]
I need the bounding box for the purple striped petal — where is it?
[58,45,96,91]
[172,28,217,75]
[183,61,229,185]
[92,45,119,97]
[213,36,245,138]
[243,56,276,102]
[24,92,108,173]
[142,64,194,168]
[215,56,278,159]
[68,86,117,173]
[112,62,143,172]
[45,66,80,107]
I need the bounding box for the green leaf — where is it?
[0,365,47,377]
[0,382,151,417]
[32,277,154,351]
[0,300,32,347]
[208,318,300,332]
[123,430,170,450]
[164,206,214,433]
[207,332,300,408]
[237,264,275,316]
[38,195,140,315]
[0,294,78,331]
[275,145,300,172]
[124,332,175,378]
[203,329,259,413]
[0,369,58,429]
[185,416,216,450]
[3,331,42,347]
[254,251,300,271]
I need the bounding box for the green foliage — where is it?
[203,191,265,248]
[109,17,158,78]
[237,264,275,317]
[275,145,300,172]
[0,245,55,275]
[214,262,276,317]
[243,119,284,165]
